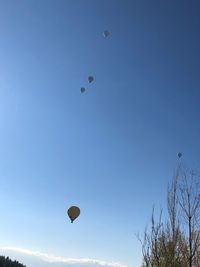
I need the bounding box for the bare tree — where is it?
[179,170,200,267]
[139,166,200,267]
[138,208,163,267]
[167,168,179,264]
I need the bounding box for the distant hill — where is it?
[0,255,26,267]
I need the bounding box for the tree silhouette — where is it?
[0,255,26,267]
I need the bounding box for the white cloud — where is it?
[0,246,127,267]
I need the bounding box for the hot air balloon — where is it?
[67,206,80,223]
[88,76,94,83]
[103,30,110,38]
[80,87,86,93]
[178,152,182,158]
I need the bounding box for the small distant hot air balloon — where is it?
[103,30,110,38]
[80,87,86,93]
[67,206,80,223]
[88,76,94,83]
[178,152,182,158]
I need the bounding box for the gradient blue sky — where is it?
[0,1,200,267]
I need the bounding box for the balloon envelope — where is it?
[80,87,86,93]
[67,206,80,223]
[88,76,94,83]
[103,30,110,38]
[178,152,182,158]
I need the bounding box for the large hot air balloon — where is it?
[103,30,110,38]
[80,87,86,93]
[88,76,94,83]
[67,206,80,223]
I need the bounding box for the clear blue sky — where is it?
[0,1,200,267]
